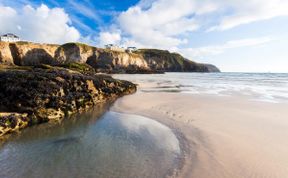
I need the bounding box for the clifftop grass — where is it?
[61,42,94,53]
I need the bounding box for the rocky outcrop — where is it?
[137,49,220,72]
[55,43,150,73]
[0,41,220,73]
[0,64,136,137]
[0,42,14,64]
[201,64,220,73]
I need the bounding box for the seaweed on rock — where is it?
[0,64,136,137]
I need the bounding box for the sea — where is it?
[113,72,288,103]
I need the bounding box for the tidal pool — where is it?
[0,106,181,178]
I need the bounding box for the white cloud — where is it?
[179,37,273,59]
[0,4,80,44]
[99,0,288,50]
[116,0,217,49]
[98,32,121,46]
[209,0,288,31]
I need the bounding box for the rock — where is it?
[136,49,221,72]
[0,42,14,65]
[6,41,59,66]
[0,113,29,136]
[0,64,137,137]
[35,108,65,121]
[202,64,221,72]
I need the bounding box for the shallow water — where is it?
[113,72,288,103]
[0,106,181,178]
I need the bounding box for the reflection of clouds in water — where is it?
[109,112,181,154]
[0,111,182,178]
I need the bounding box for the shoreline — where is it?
[112,92,288,178]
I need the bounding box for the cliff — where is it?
[136,49,220,72]
[0,41,220,73]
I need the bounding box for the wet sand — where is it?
[112,92,288,178]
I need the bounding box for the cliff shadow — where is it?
[86,49,114,72]
[23,48,55,66]
[86,48,98,68]
[0,51,3,63]
[54,43,81,64]
[9,43,21,65]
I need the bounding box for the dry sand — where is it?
[112,92,288,178]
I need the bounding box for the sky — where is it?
[0,0,288,72]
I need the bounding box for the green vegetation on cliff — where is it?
[137,49,220,72]
[59,62,96,75]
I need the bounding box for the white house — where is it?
[105,44,125,52]
[0,33,20,42]
[126,47,138,53]
[105,44,138,53]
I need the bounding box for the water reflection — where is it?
[0,104,181,178]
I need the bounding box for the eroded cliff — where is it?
[0,41,220,73]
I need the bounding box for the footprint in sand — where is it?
[151,106,181,120]
[186,119,194,123]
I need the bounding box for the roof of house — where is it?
[1,33,19,38]
[105,44,117,47]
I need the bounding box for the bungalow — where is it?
[0,33,20,42]
[105,44,125,52]
[126,47,138,53]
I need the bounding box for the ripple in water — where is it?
[0,110,181,178]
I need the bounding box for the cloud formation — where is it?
[117,0,214,48]
[98,0,288,50]
[179,37,273,59]
[0,4,80,44]
[98,32,121,46]
[209,0,288,31]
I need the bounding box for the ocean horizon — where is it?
[114,72,288,103]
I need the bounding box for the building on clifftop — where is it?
[105,44,125,52]
[0,33,20,42]
[105,44,138,53]
[126,47,138,53]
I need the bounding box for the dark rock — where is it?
[137,49,221,72]
[0,64,136,137]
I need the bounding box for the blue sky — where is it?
[0,0,288,72]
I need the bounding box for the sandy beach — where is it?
[112,89,288,178]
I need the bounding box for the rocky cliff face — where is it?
[136,49,220,72]
[0,41,59,66]
[0,41,220,73]
[55,43,149,73]
[0,42,14,64]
